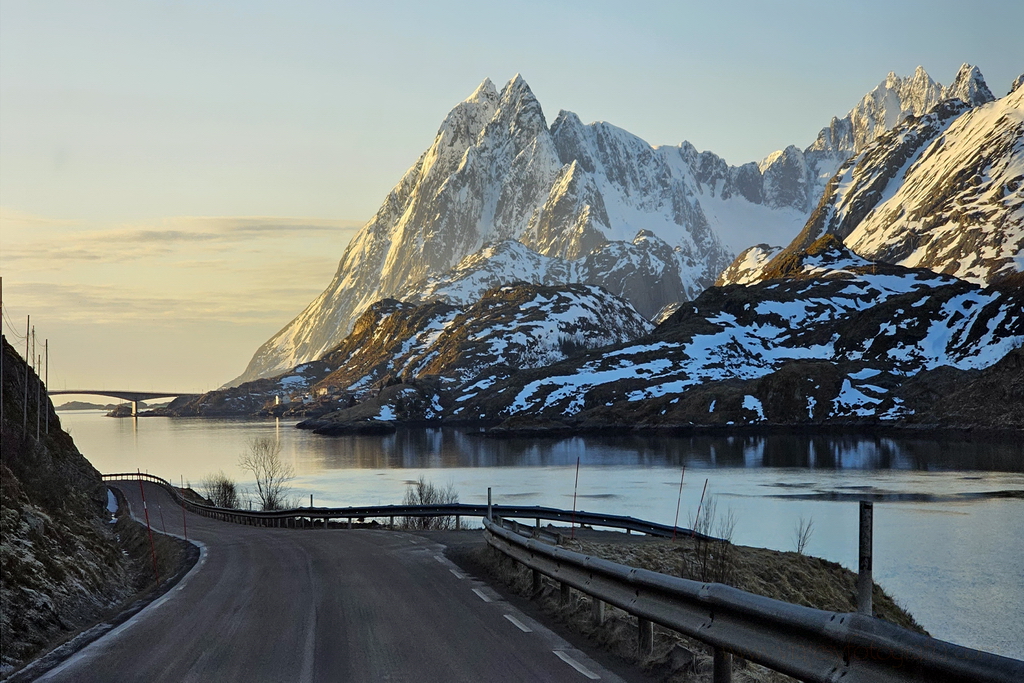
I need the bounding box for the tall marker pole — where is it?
[857,501,874,615]
[138,469,160,583]
[570,456,580,541]
[693,478,709,536]
[180,475,188,541]
[672,466,685,541]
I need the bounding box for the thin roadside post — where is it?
[180,475,188,541]
[570,456,580,540]
[137,470,160,583]
[672,466,685,541]
[693,478,709,536]
[858,500,873,615]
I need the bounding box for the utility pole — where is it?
[32,326,36,439]
[44,340,49,435]
[36,354,41,440]
[23,315,29,436]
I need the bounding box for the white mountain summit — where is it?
[232,67,1002,385]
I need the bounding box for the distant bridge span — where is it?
[50,390,199,415]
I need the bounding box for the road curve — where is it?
[37,481,627,683]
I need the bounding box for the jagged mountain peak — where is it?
[944,63,995,106]
[723,84,1024,288]
[487,74,548,140]
[1012,74,1024,94]
[469,77,499,103]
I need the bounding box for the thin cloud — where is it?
[11,281,318,325]
[2,214,363,266]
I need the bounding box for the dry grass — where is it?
[473,530,924,682]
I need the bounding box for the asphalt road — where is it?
[37,481,628,683]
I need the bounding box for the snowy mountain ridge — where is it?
[723,80,1023,286]
[232,65,1001,385]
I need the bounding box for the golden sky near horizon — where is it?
[2,211,361,391]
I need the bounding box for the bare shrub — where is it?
[200,471,239,508]
[401,476,459,530]
[793,516,814,554]
[238,437,293,511]
[683,495,738,584]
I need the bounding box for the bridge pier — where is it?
[132,400,139,417]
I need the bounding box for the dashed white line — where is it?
[434,554,447,564]
[503,614,532,632]
[554,651,600,680]
[472,588,493,603]
[449,568,467,579]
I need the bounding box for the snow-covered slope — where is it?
[727,80,1023,286]
[455,237,1023,426]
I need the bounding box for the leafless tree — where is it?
[238,437,293,510]
[200,471,239,508]
[401,476,460,530]
[683,495,738,584]
[794,515,814,554]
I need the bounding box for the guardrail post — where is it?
[858,500,873,616]
[637,617,653,657]
[532,568,541,595]
[591,597,605,625]
[713,647,732,683]
[560,582,571,607]
[348,517,352,530]
[487,487,492,521]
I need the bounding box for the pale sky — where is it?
[1,0,1021,391]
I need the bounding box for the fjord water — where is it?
[60,411,1024,660]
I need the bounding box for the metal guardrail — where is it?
[483,518,1023,683]
[105,473,1022,681]
[101,472,713,537]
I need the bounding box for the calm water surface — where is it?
[59,411,1024,660]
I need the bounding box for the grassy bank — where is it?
[473,529,924,683]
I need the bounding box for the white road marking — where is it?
[434,554,446,564]
[554,651,600,680]
[503,614,532,632]
[449,568,467,579]
[472,588,493,603]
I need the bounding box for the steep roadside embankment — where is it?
[0,337,186,677]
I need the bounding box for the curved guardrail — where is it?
[483,518,1023,683]
[101,472,713,538]
[105,472,1022,681]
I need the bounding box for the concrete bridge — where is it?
[49,390,198,416]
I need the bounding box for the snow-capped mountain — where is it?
[724,76,1022,286]
[755,63,997,216]
[173,283,651,418]
[448,237,1024,429]
[232,66,1001,385]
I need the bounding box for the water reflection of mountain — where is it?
[297,429,1024,473]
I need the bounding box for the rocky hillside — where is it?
[1,338,129,674]
[433,237,1023,431]
[163,283,652,420]
[722,72,1022,286]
